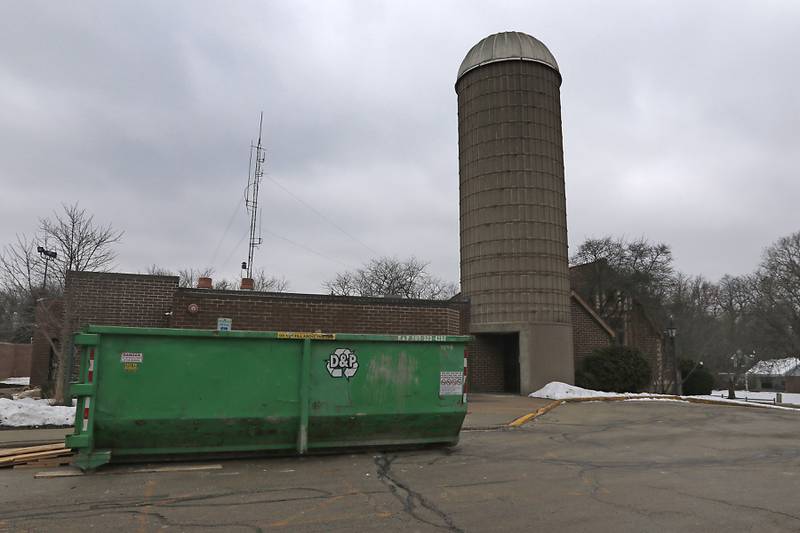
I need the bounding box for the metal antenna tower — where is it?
[244,112,265,279]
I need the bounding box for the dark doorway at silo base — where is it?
[469,333,520,394]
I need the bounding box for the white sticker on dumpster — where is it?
[120,352,143,363]
[439,371,463,395]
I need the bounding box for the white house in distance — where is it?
[746,357,800,392]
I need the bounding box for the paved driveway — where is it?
[1,398,799,532]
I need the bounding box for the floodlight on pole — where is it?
[665,315,681,395]
[37,246,57,290]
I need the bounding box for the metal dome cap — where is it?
[457,31,559,82]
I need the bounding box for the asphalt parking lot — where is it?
[2,397,799,532]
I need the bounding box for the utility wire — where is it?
[220,231,249,274]
[208,185,248,268]
[264,174,381,257]
[261,226,356,269]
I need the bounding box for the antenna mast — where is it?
[244,112,265,279]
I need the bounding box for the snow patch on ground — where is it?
[529,382,667,400]
[706,390,800,405]
[688,395,799,410]
[0,376,30,386]
[0,397,74,427]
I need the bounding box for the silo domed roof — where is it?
[457,31,559,81]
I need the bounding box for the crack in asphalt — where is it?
[374,453,463,532]
[673,489,800,523]
[0,486,333,523]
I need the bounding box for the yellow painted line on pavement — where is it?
[508,394,800,428]
[508,400,563,427]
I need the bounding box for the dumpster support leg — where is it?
[75,450,112,471]
[297,338,311,454]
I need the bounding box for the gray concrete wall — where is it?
[519,324,574,394]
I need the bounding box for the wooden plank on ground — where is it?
[15,457,73,469]
[130,464,223,474]
[0,443,67,458]
[35,468,84,479]
[0,449,72,467]
[33,463,223,479]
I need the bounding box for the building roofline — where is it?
[570,290,616,339]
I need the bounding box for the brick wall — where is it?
[65,271,179,330]
[571,296,614,369]
[170,289,467,335]
[31,272,179,387]
[625,300,664,388]
[30,272,469,388]
[32,271,626,394]
[467,334,509,392]
[0,342,32,380]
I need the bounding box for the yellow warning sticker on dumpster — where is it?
[277,332,336,340]
[121,352,143,373]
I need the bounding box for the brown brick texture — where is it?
[170,289,467,335]
[65,271,179,330]
[467,335,509,393]
[30,272,470,387]
[0,342,32,380]
[571,298,614,369]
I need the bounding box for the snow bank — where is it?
[1,377,30,386]
[623,398,689,404]
[529,382,661,400]
[530,382,800,411]
[0,397,74,427]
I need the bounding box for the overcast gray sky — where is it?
[1,1,798,292]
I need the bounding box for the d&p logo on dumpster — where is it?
[325,348,359,380]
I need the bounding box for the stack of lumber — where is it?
[0,443,73,469]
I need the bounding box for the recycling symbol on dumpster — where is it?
[325,348,359,380]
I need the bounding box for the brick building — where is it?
[31,271,468,388]
[31,270,622,393]
[0,342,32,381]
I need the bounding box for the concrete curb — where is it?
[563,395,800,410]
[507,394,800,428]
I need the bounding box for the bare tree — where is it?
[176,267,215,289]
[0,235,51,342]
[146,265,288,292]
[571,236,674,319]
[40,203,122,290]
[252,268,289,292]
[145,264,174,277]
[324,257,457,299]
[750,231,800,353]
[0,203,123,403]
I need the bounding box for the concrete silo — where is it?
[456,31,573,394]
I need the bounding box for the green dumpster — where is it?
[66,325,470,470]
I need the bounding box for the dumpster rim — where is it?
[81,325,472,343]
